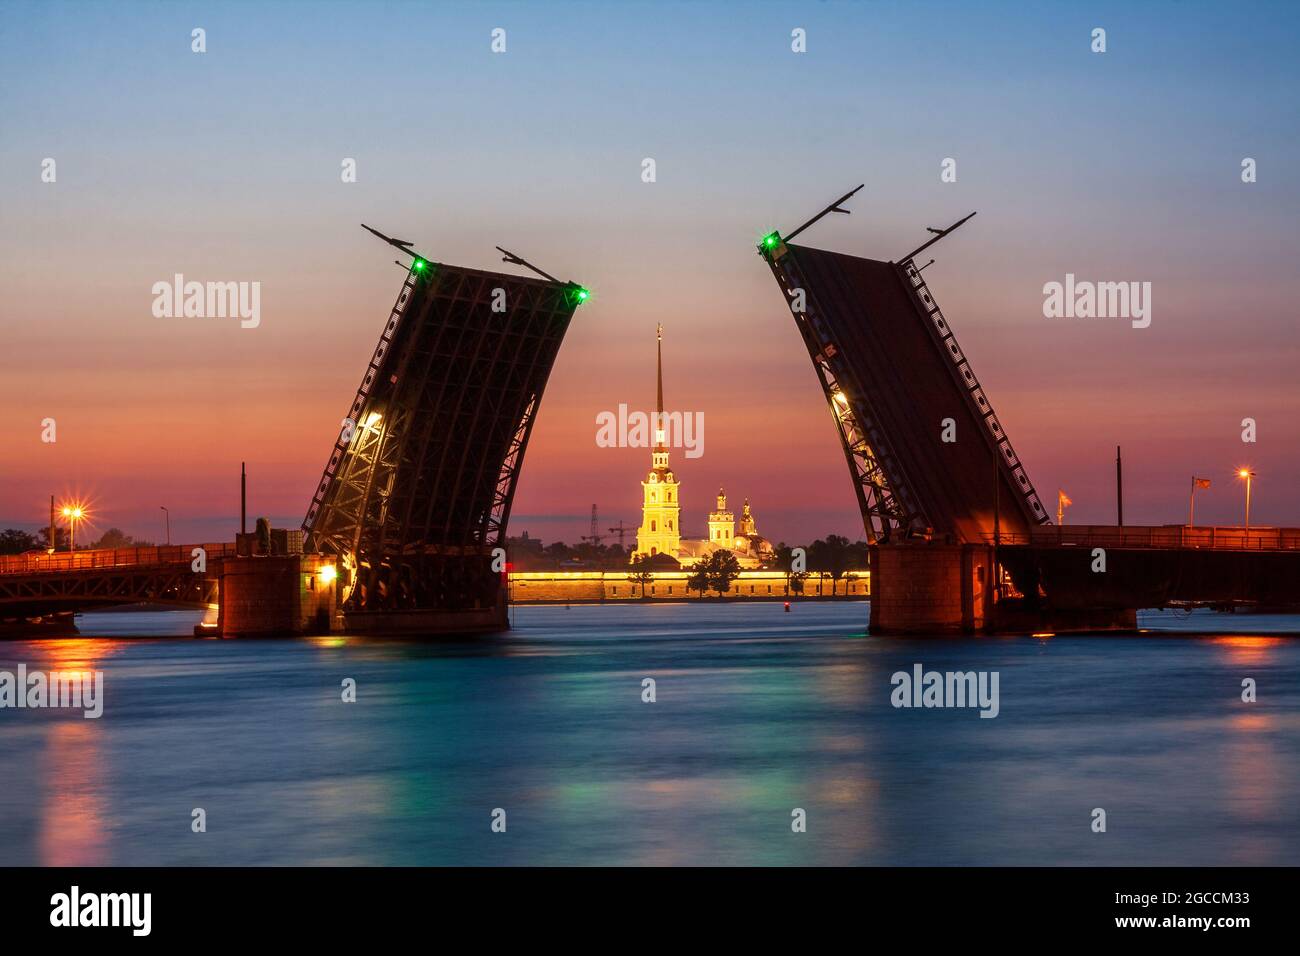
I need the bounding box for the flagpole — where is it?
[1116,445,1124,527]
[1188,476,1195,529]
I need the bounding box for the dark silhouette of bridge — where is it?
[0,544,232,624]
[2,227,585,636]
[298,226,587,633]
[5,203,1298,637]
[758,186,1300,633]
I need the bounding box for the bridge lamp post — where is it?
[60,506,83,551]
[160,506,170,546]
[1237,469,1256,530]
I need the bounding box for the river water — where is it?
[1,602,1296,866]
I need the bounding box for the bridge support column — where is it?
[868,544,993,635]
[216,554,336,637]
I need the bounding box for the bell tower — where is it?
[636,324,681,558]
[707,488,735,547]
[739,498,757,537]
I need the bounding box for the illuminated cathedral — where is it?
[633,326,774,569]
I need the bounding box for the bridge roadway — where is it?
[993,525,1300,613]
[0,544,236,622]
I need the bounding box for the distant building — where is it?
[634,326,773,569]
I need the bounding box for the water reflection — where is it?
[1210,634,1285,663]
[1,606,1298,865]
[39,720,107,865]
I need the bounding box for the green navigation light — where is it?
[763,232,779,249]
[412,259,427,272]
[574,287,590,303]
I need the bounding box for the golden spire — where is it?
[654,324,666,452]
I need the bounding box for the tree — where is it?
[541,541,567,564]
[842,571,859,596]
[36,526,69,552]
[693,549,741,597]
[504,533,546,570]
[685,560,709,596]
[767,542,794,572]
[90,528,141,550]
[626,554,655,598]
[505,536,631,571]
[808,534,852,595]
[0,528,41,555]
[768,542,810,595]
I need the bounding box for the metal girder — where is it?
[758,186,1051,544]
[0,566,218,618]
[897,257,1050,530]
[760,240,923,544]
[304,268,422,556]
[300,243,580,613]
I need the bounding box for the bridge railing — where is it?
[983,525,1300,551]
[0,543,240,575]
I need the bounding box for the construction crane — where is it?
[580,504,605,546]
[607,521,633,550]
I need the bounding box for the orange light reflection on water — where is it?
[1209,634,1285,665]
[38,637,123,672]
[30,639,120,865]
[38,720,108,866]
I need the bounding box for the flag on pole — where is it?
[1194,477,1211,489]
[1058,490,1072,507]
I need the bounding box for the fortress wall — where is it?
[508,571,868,603]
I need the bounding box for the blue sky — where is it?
[2,0,1297,544]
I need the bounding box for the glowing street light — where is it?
[1237,468,1256,530]
[60,504,84,551]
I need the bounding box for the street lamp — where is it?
[1236,468,1256,530]
[160,506,170,545]
[60,505,83,551]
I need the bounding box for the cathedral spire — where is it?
[637,322,680,561]
[654,323,666,451]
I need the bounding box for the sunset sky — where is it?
[2,1,1297,548]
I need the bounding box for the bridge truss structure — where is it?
[0,544,232,620]
[303,227,585,615]
[758,187,1050,544]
